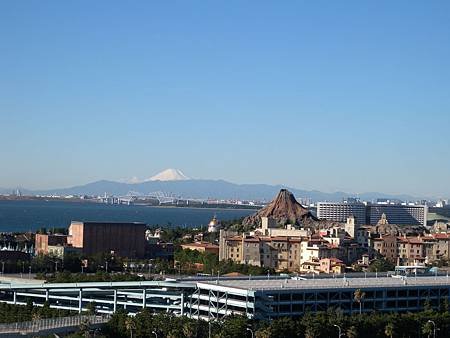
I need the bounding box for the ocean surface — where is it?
[0,200,255,233]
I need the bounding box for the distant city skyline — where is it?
[1,2,450,197]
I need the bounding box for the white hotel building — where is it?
[317,202,367,225]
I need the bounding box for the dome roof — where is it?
[209,215,220,226]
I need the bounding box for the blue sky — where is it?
[0,1,449,198]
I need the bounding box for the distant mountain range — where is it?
[0,168,423,202]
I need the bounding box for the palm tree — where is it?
[182,322,196,338]
[347,325,358,338]
[31,311,42,333]
[255,328,271,338]
[354,289,366,314]
[385,322,395,338]
[31,311,41,321]
[86,302,96,315]
[125,317,136,338]
[79,318,91,338]
[304,324,320,338]
[422,321,433,338]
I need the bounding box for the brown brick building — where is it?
[180,242,220,255]
[67,221,147,258]
[35,234,68,255]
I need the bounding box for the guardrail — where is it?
[246,275,450,291]
[0,314,111,334]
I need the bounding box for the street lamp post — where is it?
[246,327,254,338]
[151,330,158,338]
[427,320,437,338]
[333,324,343,338]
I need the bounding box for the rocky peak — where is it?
[242,189,317,226]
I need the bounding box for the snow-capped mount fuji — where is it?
[28,169,421,202]
[146,169,190,182]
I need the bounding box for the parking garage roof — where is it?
[198,275,450,291]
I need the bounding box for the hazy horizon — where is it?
[1,2,449,198]
[1,167,447,200]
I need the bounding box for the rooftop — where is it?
[181,242,219,249]
[198,275,450,291]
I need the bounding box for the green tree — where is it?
[301,313,322,338]
[384,322,394,338]
[31,311,41,322]
[182,321,196,338]
[255,327,271,338]
[86,302,96,315]
[63,252,83,272]
[440,298,449,313]
[346,325,359,338]
[216,315,249,338]
[368,258,395,273]
[125,317,136,338]
[78,318,91,338]
[424,298,433,312]
[422,321,434,338]
[104,310,128,338]
[264,317,298,338]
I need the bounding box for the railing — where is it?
[0,314,111,334]
[247,275,450,291]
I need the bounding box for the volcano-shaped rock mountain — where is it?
[242,189,318,226]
